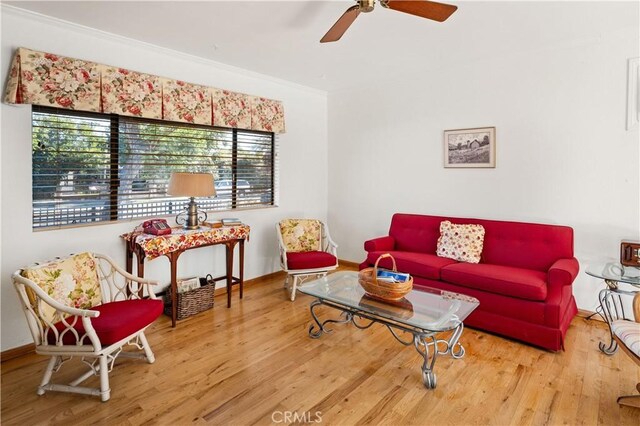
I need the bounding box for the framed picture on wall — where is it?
[444,127,496,168]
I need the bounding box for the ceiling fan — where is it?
[320,0,458,43]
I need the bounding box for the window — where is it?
[32,106,276,229]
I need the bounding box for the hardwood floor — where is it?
[1,270,638,425]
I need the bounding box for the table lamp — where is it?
[167,172,216,229]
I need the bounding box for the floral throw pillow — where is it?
[21,252,103,324]
[436,221,485,263]
[279,219,322,253]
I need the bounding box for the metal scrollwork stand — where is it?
[596,279,637,355]
[308,299,466,389]
[175,196,207,230]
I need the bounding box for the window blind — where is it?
[32,106,276,229]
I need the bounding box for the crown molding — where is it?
[0,4,328,98]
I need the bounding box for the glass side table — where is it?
[585,262,640,355]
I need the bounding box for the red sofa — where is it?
[360,213,579,351]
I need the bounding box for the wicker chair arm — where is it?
[94,253,159,301]
[95,254,158,286]
[275,223,289,269]
[321,222,338,256]
[325,234,338,256]
[279,245,289,269]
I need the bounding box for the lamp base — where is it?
[175,197,207,230]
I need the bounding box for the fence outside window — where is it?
[32,106,276,229]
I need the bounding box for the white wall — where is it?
[2,3,638,352]
[0,8,328,351]
[328,3,640,312]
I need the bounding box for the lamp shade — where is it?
[167,172,216,197]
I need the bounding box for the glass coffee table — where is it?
[586,262,640,354]
[298,271,479,389]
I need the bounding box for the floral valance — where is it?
[4,47,285,133]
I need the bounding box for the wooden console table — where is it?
[121,224,250,327]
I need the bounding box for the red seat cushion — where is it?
[367,251,457,280]
[440,263,548,301]
[47,299,163,346]
[286,251,337,270]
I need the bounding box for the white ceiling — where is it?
[5,1,638,92]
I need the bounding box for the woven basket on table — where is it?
[164,283,215,321]
[358,253,413,302]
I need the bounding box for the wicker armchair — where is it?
[277,219,338,301]
[12,252,163,402]
[611,292,640,408]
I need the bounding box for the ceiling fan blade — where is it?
[320,5,361,43]
[384,0,457,22]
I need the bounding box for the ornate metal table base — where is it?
[586,263,640,355]
[597,280,636,355]
[308,299,466,389]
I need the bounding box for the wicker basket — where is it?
[358,253,413,302]
[164,281,215,321]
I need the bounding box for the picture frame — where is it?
[444,127,496,168]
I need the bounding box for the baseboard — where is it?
[338,259,360,269]
[1,343,35,362]
[243,270,286,285]
[577,308,605,323]
[212,271,286,296]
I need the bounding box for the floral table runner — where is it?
[122,224,250,260]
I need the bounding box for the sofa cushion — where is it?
[441,263,548,301]
[436,221,485,263]
[388,214,442,253]
[287,251,337,270]
[367,251,458,280]
[47,299,163,346]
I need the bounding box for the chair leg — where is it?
[290,275,298,302]
[616,382,640,408]
[617,394,640,408]
[37,356,58,396]
[284,274,289,288]
[138,331,155,364]
[98,356,111,402]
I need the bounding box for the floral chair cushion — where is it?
[279,219,322,253]
[436,221,485,263]
[21,252,103,324]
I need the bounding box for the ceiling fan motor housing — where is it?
[359,0,375,13]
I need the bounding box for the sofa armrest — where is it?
[364,236,395,252]
[548,258,580,287]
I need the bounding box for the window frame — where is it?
[32,105,276,230]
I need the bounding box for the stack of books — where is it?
[221,218,242,226]
[202,220,222,228]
